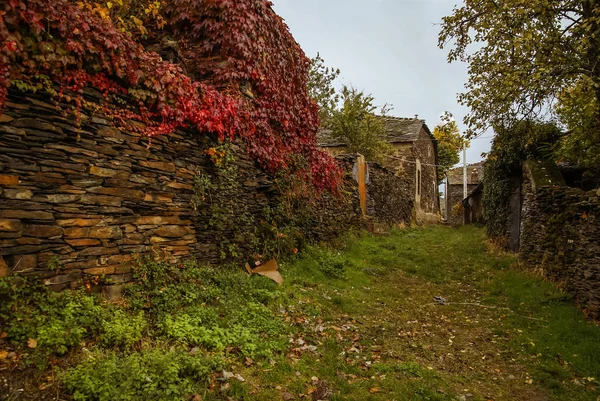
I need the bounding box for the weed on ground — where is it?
[0,226,598,401]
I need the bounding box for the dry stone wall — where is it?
[519,161,600,318]
[0,89,411,291]
[0,89,268,290]
[367,162,412,226]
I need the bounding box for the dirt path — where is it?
[241,226,600,401]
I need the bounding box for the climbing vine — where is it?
[483,120,562,240]
[192,143,302,263]
[0,0,341,191]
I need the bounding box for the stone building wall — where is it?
[411,128,438,221]
[0,89,409,290]
[319,127,439,225]
[367,162,413,226]
[519,161,600,318]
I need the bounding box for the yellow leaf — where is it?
[369,387,381,393]
[0,350,8,360]
[27,338,37,349]
[106,1,112,8]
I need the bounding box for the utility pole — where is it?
[463,143,467,199]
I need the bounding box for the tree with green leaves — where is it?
[438,1,600,170]
[433,112,469,182]
[329,86,392,161]
[308,53,341,125]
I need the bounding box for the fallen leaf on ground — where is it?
[27,338,37,349]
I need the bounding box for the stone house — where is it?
[318,116,439,224]
[443,162,484,225]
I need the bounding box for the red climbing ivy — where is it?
[0,0,341,191]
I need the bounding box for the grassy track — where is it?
[248,225,600,401]
[1,226,598,401]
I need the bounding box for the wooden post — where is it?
[463,144,467,199]
[357,155,367,217]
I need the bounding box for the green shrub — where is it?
[309,248,349,279]
[160,302,288,359]
[101,309,146,349]
[0,279,104,356]
[62,348,219,401]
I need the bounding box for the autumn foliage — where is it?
[0,0,341,191]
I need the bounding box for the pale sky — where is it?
[270,0,491,165]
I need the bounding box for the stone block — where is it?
[87,187,145,199]
[0,256,9,278]
[129,174,154,184]
[89,166,121,177]
[0,210,54,220]
[153,225,193,238]
[70,179,104,187]
[0,244,56,255]
[84,266,116,275]
[21,224,62,239]
[167,182,194,190]
[0,219,21,232]
[0,237,42,246]
[0,175,19,185]
[45,194,82,204]
[0,126,26,136]
[132,216,188,225]
[57,219,104,227]
[0,114,14,123]
[122,224,137,233]
[65,238,102,247]
[102,284,124,300]
[2,189,33,199]
[105,273,134,284]
[105,254,134,265]
[43,271,82,286]
[144,193,173,203]
[150,236,170,244]
[58,185,87,195]
[79,247,120,257]
[46,144,99,158]
[9,254,38,272]
[140,160,176,173]
[64,226,122,239]
[81,194,123,207]
[13,118,64,134]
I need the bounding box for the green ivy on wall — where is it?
[483,121,562,240]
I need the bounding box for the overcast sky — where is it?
[271,0,490,165]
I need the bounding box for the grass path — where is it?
[242,226,600,401]
[1,226,599,401]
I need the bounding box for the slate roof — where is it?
[381,116,431,143]
[447,162,485,185]
[317,116,432,147]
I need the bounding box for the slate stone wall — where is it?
[412,128,439,219]
[519,161,600,318]
[0,90,409,290]
[367,162,412,226]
